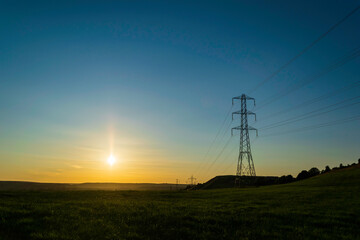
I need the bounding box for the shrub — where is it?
[285,175,294,183]
[308,167,320,177]
[296,170,309,180]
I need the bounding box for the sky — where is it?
[0,0,359,183]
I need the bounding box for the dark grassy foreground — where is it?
[0,182,187,191]
[1,166,360,240]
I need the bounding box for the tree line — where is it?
[277,158,360,184]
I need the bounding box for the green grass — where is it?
[1,166,360,240]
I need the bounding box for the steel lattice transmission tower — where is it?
[231,94,258,183]
[188,175,197,185]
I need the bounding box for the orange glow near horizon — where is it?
[0,116,333,184]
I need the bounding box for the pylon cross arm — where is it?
[232,95,256,106]
[232,126,258,136]
[231,126,241,136]
[247,126,258,136]
[232,111,256,121]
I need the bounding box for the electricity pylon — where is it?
[232,94,258,186]
[188,175,196,185]
[176,179,179,190]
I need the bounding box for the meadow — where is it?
[0,165,359,240]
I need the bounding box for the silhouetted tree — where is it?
[358,158,360,164]
[296,170,309,180]
[323,165,331,173]
[278,175,287,184]
[286,175,294,183]
[278,175,294,184]
[308,167,320,177]
[339,163,344,169]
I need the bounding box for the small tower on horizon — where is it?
[188,175,197,185]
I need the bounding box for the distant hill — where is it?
[195,175,279,190]
[196,163,360,190]
[0,181,187,191]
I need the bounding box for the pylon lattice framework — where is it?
[231,94,258,178]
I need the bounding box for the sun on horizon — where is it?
[107,155,116,166]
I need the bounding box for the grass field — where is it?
[1,165,359,240]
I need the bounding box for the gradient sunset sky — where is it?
[1,0,359,183]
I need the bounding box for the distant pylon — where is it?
[188,175,196,185]
[232,94,258,185]
[176,179,179,190]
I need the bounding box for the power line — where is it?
[256,81,360,124]
[193,105,233,176]
[193,101,243,177]
[255,47,360,110]
[194,115,233,176]
[220,138,259,175]
[201,136,238,181]
[195,103,245,177]
[199,120,234,177]
[259,96,360,131]
[187,175,197,185]
[199,135,234,180]
[199,96,359,181]
[248,5,360,94]
[216,114,359,176]
[200,95,259,181]
[197,51,359,181]
[218,144,239,175]
[193,5,360,183]
[259,114,360,138]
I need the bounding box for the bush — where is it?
[278,175,287,184]
[286,175,294,182]
[308,167,320,177]
[296,170,309,180]
[278,175,293,184]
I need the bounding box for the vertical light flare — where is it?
[107,154,116,166]
[107,117,116,167]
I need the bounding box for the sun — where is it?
[107,155,116,166]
